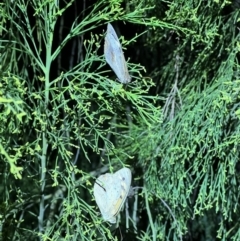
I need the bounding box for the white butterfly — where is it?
[104,23,131,84]
[93,167,132,223]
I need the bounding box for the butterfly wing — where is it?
[94,173,116,223]
[93,168,132,224]
[110,168,132,217]
[104,23,131,84]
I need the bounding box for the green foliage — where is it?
[1,0,240,240]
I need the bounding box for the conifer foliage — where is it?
[0,0,239,240]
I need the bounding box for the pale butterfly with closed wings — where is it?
[104,23,131,84]
[93,167,132,223]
